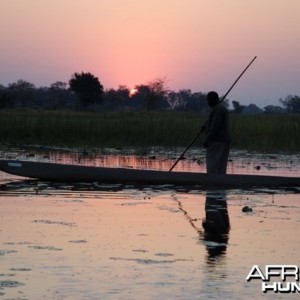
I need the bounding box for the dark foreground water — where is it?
[0,147,299,299]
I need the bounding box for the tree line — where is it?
[0,72,299,114]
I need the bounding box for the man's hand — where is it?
[200,122,207,133]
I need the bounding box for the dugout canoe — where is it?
[0,159,299,188]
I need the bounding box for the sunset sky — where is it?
[1,0,299,107]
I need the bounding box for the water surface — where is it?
[0,147,299,299]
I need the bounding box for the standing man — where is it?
[203,91,231,174]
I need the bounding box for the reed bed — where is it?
[0,110,299,152]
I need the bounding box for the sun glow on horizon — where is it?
[129,88,138,97]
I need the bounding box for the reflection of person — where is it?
[203,91,231,174]
[202,191,230,259]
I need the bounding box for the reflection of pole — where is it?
[172,194,203,237]
[169,56,257,172]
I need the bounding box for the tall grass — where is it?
[231,114,300,151]
[0,110,299,152]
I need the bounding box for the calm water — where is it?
[0,147,299,299]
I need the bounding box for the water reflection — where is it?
[1,147,300,177]
[202,191,230,261]
[173,190,230,262]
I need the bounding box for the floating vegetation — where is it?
[4,241,33,245]
[132,249,149,253]
[0,280,24,288]
[68,240,87,244]
[0,274,15,277]
[10,268,32,272]
[154,252,174,257]
[29,245,62,251]
[33,219,76,227]
[0,250,17,256]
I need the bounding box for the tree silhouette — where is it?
[8,80,36,107]
[69,72,104,107]
[280,95,300,113]
[232,100,245,114]
[145,78,169,111]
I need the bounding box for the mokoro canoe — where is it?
[0,159,299,187]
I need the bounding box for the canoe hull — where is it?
[0,160,299,187]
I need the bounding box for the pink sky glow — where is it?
[1,0,300,107]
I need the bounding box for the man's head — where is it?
[207,91,219,107]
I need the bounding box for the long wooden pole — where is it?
[169,56,257,172]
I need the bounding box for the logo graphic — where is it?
[246,265,300,293]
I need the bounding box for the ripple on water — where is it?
[109,257,193,264]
